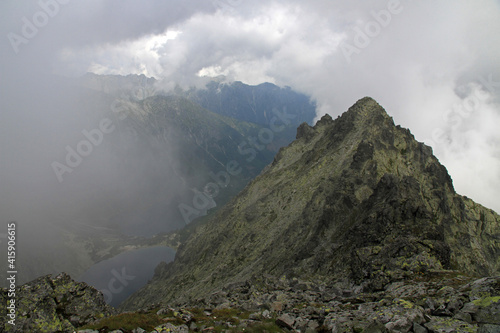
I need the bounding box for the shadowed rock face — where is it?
[121,97,500,310]
[0,273,114,333]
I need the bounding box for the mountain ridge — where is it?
[121,96,500,310]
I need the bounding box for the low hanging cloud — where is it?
[49,0,500,212]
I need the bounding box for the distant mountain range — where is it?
[182,80,316,127]
[78,72,316,127]
[77,73,317,233]
[9,73,317,286]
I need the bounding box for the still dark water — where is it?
[78,246,175,307]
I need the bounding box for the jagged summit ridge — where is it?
[275,97,447,191]
[121,97,500,310]
[298,96,388,137]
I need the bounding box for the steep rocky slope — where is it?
[122,97,500,310]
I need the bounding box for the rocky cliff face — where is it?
[121,97,500,310]
[0,273,114,333]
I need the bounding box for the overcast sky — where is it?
[1,0,500,217]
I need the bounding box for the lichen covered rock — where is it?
[0,272,114,332]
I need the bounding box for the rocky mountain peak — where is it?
[121,97,499,311]
[349,96,388,117]
[299,97,397,145]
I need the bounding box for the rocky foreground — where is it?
[0,271,500,333]
[0,273,114,332]
[75,271,500,333]
[5,270,499,332]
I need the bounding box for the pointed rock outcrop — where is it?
[0,273,114,332]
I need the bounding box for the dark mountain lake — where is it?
[78,246,175,307]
